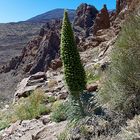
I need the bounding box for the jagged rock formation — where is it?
[93,4,110,35]
[74,3,98,28]
[0,9,75,66]
[116,0,127,14]
[73,3,98,36]
[116,0,140,15]
[0,4,99,75]
[0,20,61,75]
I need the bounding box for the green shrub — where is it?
[47,96,56,103]
[60,11,86,93]
[98,15,140,116]
[0,119,10,131]
[0,107,16,130]
[0,90,51,130]
[86,69,100,84]
[15,90,50,120]
[57,130,70,140]
[51,101,68,122]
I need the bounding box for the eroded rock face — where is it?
[93,5,110,35]
[22,21,61,75]
[0,20,61,75]
[73,3,98,36]
[74,3,98,28]
[0,4,97,75]
[29,31,60,74]
[115,0,139,15]
[116,0,127,14]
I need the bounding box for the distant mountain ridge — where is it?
[0,8,75,65]
[27,9,75,22]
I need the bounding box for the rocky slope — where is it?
[0,0,139,139]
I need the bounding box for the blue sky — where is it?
[0,0,116,23]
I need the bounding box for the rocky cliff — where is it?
[0,9,75,66]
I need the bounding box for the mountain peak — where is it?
[27,8,75,23]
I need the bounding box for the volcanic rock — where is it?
[73,3,98,36]
[14,72,47,101]
[93,4,110,35]
[86,83,98,92]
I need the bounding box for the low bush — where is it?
[15,90,50,120]
[0,118,10,131]
[57,130,70,140]
[51,101,68,122]
[98,15,140,117]
[47,96,56,103]
[0,90,51,130]
[86,69,100,84]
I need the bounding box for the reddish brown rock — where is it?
[74,3,98,29]
[116,0,127,14]
[115,0,139,15]
[73,3,98,37]
[86,83,98,92]
[93,4,110,35]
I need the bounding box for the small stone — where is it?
[40,115,51,125]
[5,105,9,109]
[57,92,68,100]
[86,83,98,92]
[50,59,62,70]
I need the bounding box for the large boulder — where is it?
[86,83,98,92]
[14,72,47,101]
